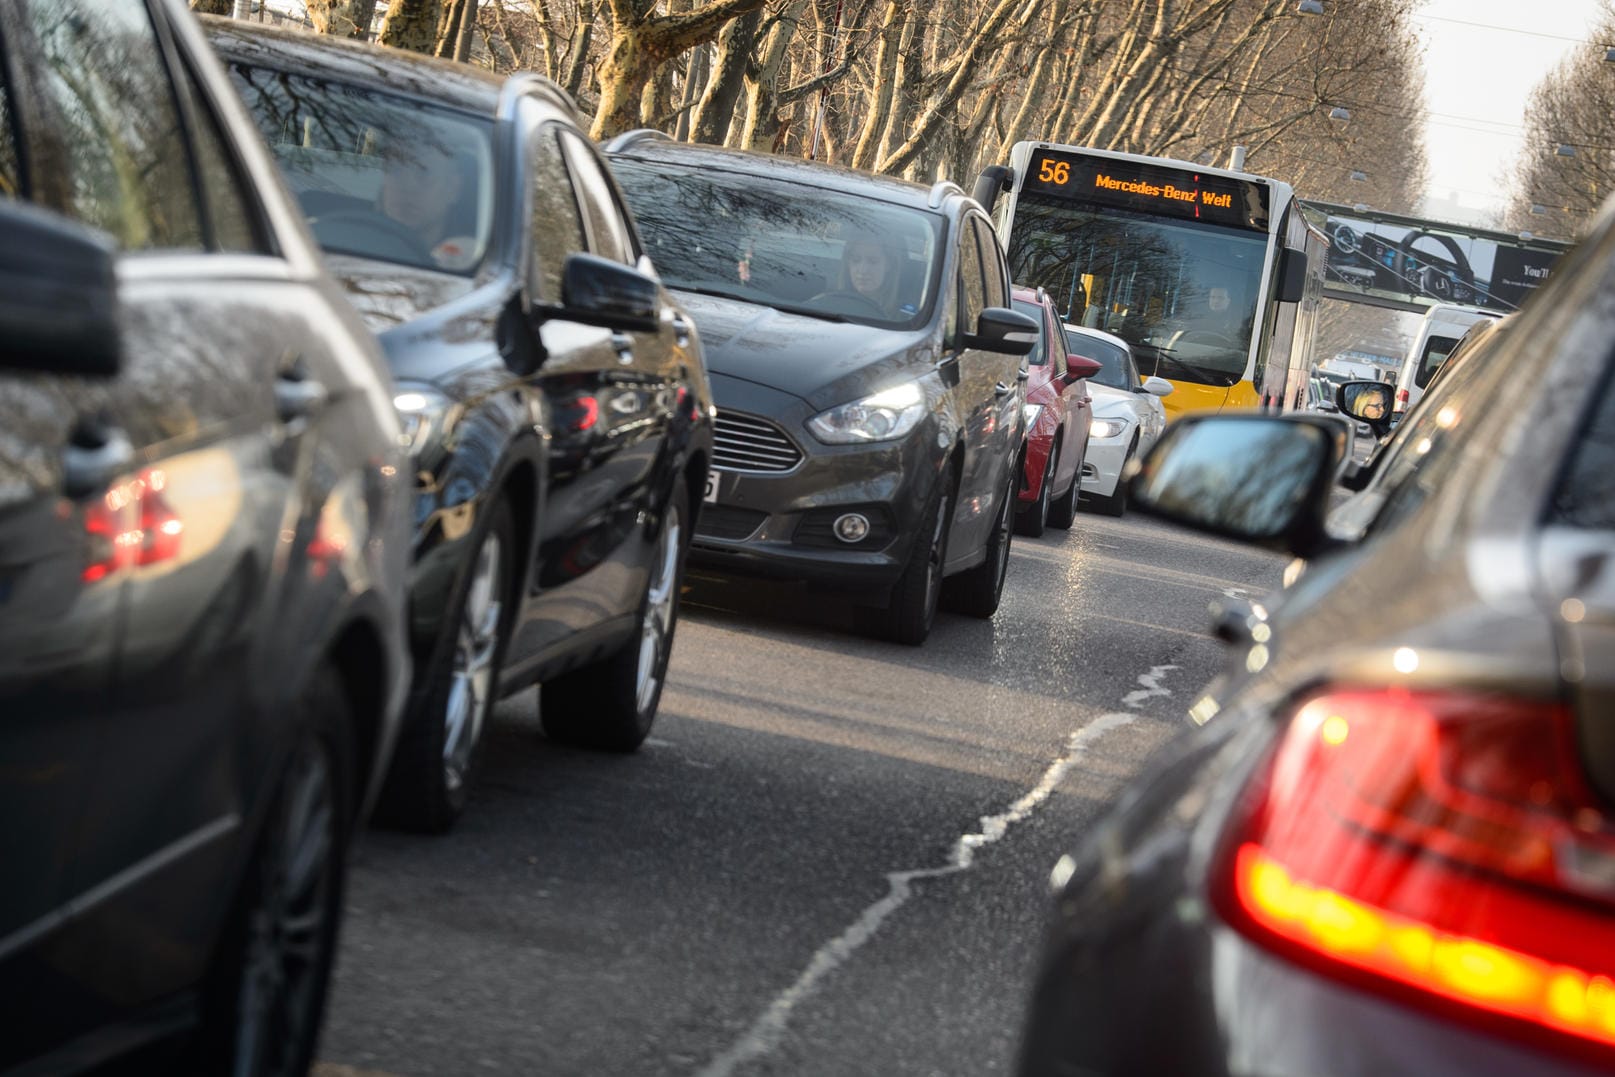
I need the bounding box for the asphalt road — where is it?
[315,510,1288,1077]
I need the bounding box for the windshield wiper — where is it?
[1154,352,1237,386]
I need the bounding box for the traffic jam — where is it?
[3,2,1613,1075]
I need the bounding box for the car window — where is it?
[957,220,988,335]
[1012,299,1047,365]
[529,124,586,303]
[1549,361,1615,529]
[974,217,1009,309]
[20,0,203,250]
[1414,333,1460,389]
[558,131,633,266]
[1063,331,1132,389]
[1046,307,1070,371]
[174,58,262,253]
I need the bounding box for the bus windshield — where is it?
[1007,193,1269,387]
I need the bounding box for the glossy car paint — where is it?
[0,2,409,1069]
[1060,324,1167,503]
[209,27,713,706]
[1016,203,1615,1076]
[1012,288,1089,509]
[606,137,1024,601]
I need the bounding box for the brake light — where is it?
[1394,388,1410,413]
[1216,689,1615,1053]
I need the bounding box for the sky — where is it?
[1415,0,1607,226]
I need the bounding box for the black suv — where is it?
[607,134,1035,645]
[0,1,410,1072]
[209,24,714,831]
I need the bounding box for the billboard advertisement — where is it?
[1300,201,1570,314]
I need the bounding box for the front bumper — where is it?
[692,376,944,596]
[1079,421,1133,500]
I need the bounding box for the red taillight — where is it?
[81,469,184,583]
[1216,689,1615,1052]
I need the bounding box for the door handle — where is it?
[994,381,1013,397]
[611,332,635,365]
[1016,368,1030,382]
[63,419,133,499]
[275,361,330,423]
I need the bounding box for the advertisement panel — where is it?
[1300,201,1570,313]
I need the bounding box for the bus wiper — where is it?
[1155,352,1236,386]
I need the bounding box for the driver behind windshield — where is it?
[378,141,477,270]
[833,236,906,320]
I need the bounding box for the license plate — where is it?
[703,469,720,504]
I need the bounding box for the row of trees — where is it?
[1504,0,1615,237]
[204,0,1430,214]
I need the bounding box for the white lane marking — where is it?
[695,710,1140,1077]
[1121,663,1178,710]
[1221,586,1249,599]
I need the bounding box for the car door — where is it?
[1042,303,1088,495]
[502,107,672,670]
[8,0,370,1030]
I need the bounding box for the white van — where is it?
[1394,304,1498,413]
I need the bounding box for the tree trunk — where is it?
[849,0,905,170]
[674,44,710,141]
[691,9,760,145]
[561,0,596,102]
[454,0,479,61]
[739,0,807,151]
[435,0,467,57]
[380,0,442,53]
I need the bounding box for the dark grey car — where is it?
[1016,199,1615,1074]
[607,133,1036,645]
[0,1,409,1073]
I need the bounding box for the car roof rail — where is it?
[603,129,676,153]
[928,180,965,209]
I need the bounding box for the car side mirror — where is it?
[966,306,1038,356]
[0,200,120,378]
[1336,380,1394,437]
[1140,375,1174,397]
[1131,414,1346,558]
[1064,354,1103,383]
[539,252,660,334]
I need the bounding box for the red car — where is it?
[1012,285,1100,536]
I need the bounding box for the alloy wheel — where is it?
[443,530,504,795]
[635,503,683,714]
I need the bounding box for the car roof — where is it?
[202,16,572,119]
[603,131,962,212]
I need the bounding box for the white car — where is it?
[1062,324,1173,516]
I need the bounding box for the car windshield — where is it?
[1061,330,1133,389]
[611,159,942,329]
[227,65,495,276]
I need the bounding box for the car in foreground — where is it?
[1061,323,1172,516]
[1016,196,1615,1075]
[1010,287,1098,537]
[211,24,713,831]
[606,132,1036,644]
[0,1,410,1071]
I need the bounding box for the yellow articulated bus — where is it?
[976,142,1321,421]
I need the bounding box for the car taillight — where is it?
[82,469,184,583]
[1215,689,1615,1054]
[1394,388,1410,413]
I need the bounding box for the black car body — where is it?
[209,23,714,832]
[0,1,410,1072]
[606,133,1035,645]
[1016,200,1615,1075]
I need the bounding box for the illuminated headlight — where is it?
[1090,417,1129,439]
[807,381,926,444]
[393,385,451,456]
[1022,403,1044,429]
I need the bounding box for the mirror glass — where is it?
[1341,381,1392,422]
[1133,418,1331,539]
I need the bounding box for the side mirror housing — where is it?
[1277,247,1309,304]
[0,200,120,377]
[539,252,661,334]
[966,306,1038,356]
[1336,379,1394,437]
[1140,375,1174,397]
[1064,354,1103,382]
[1131,413,1347,558]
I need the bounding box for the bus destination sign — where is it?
[1022,149,1271,232]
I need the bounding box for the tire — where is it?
[1016,444,1054,538]
[945,468,1016,619]
[542,476,690,751]
[872,467,954,646]
[375,497,515,833]
[193,664,353,1077]
[1046,456,1081,532]
[1086,436,1137,518]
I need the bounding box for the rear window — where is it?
[1414,333,1461,389]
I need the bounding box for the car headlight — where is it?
[807,381,926,444]
[1090,416,1129,439]
[393,385,451,456]
[1022,403,1044,429]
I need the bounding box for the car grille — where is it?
[695,505,768,541]
[713,410,802,473]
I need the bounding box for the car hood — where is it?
[674,291,934,411]
[324,254,477,335]
[324,253,502,387]
[1088,382,1144,416]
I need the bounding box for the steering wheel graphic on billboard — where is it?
[1391,229,1477,302]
